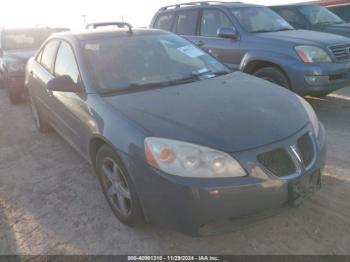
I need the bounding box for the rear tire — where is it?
[29,91,52,133]
[253,67,291,90]
[96,145,145,227]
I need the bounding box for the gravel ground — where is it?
[0,87,349,255]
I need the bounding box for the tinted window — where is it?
[275,8,305,28]
[298,5,343,25]
[200,9,233,37]
[232,7,293,33]
[154,13,175,31]
[329,6,350,22]
[83,34,229,92]
[176,10,199,35]
[41,40,59,72]
[54,41,79,84]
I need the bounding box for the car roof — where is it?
[158,1,262,12]
[51,28,169,42]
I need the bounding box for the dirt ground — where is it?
[0,86,349,255]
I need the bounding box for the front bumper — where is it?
[286,61,350,96]
[122,123,327,236]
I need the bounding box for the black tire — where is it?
[253,67,291,89]
[96,145,145,227]
[29,91,52,133]
[7,82,22,104]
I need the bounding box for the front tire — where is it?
[29,91,52,133]
[96,145,145,227]
[6,81,22,104]
[253,67,291,90]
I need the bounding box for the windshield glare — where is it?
[232,7,294,33]
[2,30,51,50]
[83,34,230,92]
[298,5,344,25]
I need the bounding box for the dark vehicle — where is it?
[271,4,350,37]
[85,22,132,30]
[0,27,69,103]
[150,1,350,97]
[26,28,326,236]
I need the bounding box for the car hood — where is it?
[321,23,350,37]
[258,29,350,47]
[104,72,309,152]
[3,49,36,63]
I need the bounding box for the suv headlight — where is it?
[144,138,246,178]
[297,95,320,137]
[295,46,332,63]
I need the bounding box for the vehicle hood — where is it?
[321,23,350,37]
[3,49,36,64]
[258,29,350,47]
[104,72,309,152]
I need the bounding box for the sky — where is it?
[1,0,310,30]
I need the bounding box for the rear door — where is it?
[29,39,60,119]
[197,8,242,69]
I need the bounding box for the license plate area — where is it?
[289,170,321,207]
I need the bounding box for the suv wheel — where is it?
[253,67,290,90]
[96,145,145,227]
[29,92,52,133]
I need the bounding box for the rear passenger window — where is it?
[155,13,175,31]
[54,41,80,84]
[200,9,233,37]
[41,40,59,72]
[176,10,199,35]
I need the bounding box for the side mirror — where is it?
[217,27,238,40]
[47,75,80,92]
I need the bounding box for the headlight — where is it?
[144,138,246,178]
[295,46,332,63]
[297,96,320,137]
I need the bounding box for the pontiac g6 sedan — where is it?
[25,28,327,236]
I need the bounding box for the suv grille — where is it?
[297,133,313,167]
[257,148,296,177]
[329,44,350,61]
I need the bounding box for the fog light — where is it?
[305,75,330,85]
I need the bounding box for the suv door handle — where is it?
[197,40,206,47]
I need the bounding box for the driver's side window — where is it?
[200,9,234,37]
[54,41,80,84]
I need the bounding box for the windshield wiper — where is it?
[102,75,200,95]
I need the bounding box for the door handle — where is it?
[197,40,206,47]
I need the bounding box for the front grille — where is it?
[257,148,296,177]
[329,44,350,61]
[297,133,314,168]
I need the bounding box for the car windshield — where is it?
[2,29,51,50]
[298,5,344,25]
[231,7,294,33]
[83,33,230,93]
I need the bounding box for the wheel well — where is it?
[243,60,292,90]
[89,137,108,169]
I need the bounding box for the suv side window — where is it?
[175,10,199,35]
[154,13,175,31]
[54,41,80,84]
[200,9,233,37]
[40,40,59,73]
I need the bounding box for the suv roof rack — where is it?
[159,1,242,11]
[85,22,133,33]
